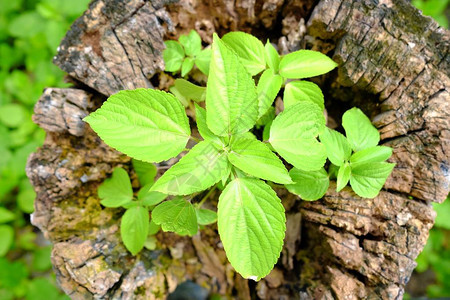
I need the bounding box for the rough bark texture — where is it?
[26,0,449,299]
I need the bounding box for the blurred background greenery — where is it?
[0,0,447,299]
[0,0,90,299]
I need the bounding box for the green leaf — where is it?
[0,208,15,223]
[283,81,324,110]
[206,34,258,136]
[151,141,230,195]
[265,41,280,72]
[181,57,194,76]
[350,146,392,166]
[342,108,380,152]
[98,168,133,208]
[350,162,395,198]
[194,104,222,144]
[170,86,189,107]
[144,236,157,250]
[148,219,161,235]
[0,103,26,128]
[228,137,292,184]
[132,159,157,187]
[17,189,35,214]
[319,128,352,166]
[26,278,63,300]
[174,79,206,102]
[218,178,285,280]
[279,50,338,79]
[196,208,217,225]
[433,201,450,230]
[336,162,351,192]
[256,106,275,127]
[256,69,283,119]
[221,31,266,75]
[285,167,329,201]
[269,102,326,171]
[84,89,191,163]
[152,198,198,236]
[0,225,14,256]
[8,12,45,38]
[195,48,211,75]
[121,206,149,255]
[163,40,185,72]
[138,183,167,207]
[262,120,272,142]
[179,30,202,56]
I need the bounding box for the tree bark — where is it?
[26,0,449,299]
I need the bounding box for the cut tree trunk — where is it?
[26,0,449,299]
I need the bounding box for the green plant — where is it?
[163,30,211,76]
[85,31,394,279]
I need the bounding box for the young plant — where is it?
[98,161,166,254]
[319,108,395,198]
[163,30,211,76]
[85,31,394,280]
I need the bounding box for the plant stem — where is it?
[190,136,200,143]
[197,186,216,208]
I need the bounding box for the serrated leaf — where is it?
[218,178,285,279]
[228,137,292,184]
[121,206,149,255]
[138,183,167,207]
[175,79,206,103]
[0,225,14,256]
[319,128,352,166]
[283,81,324,110]
[196,208,217,225]
[151,141,230,195]
[342,108,380,152]
[163,40,185,72]
[152,198,198,236]
[132,159,157,187]
[350,162,395,198]
[265,41,280,72]
[0,208,15,224]
[84,89,190,163]
[222,31,266,75]
[257,69,282,119]
[195,48,211,75]
[194,104,222,144]
[350,146,392,166]
[279,50,337,79]
[285,167,329,201]
[98,168,133,208]
[206,34,258,136]
[179,30,202,56]
[181,57,194,76]
[336,162,351,192]
[269,102,326,171]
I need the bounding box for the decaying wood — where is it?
[26,0,449,299]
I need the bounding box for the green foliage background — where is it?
[0,0,447,298]
[0,0,89,299]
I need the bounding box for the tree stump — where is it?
[26,0,449,299]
